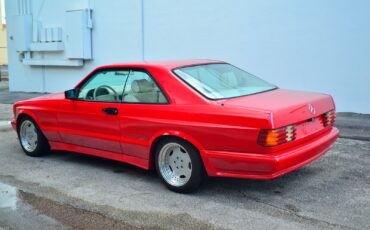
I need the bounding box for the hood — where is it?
[26,92,65,101]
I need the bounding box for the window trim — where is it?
[171,63,278,101]
[75,67,170,105]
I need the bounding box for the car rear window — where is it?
[173,63,277,100]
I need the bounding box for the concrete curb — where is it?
[336,112,370,141]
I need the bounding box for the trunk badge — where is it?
[308,104,316,115]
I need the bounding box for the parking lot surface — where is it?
[0,103,369,230]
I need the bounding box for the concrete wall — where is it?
[5,0,370,113]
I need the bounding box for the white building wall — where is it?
[5,0,143,92]
[5,0,370,113]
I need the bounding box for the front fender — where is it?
[15,108,43,131]
[14,105,61,142]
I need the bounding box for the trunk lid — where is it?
[221,88,335,128]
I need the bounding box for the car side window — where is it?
[78,70,129,102]
[122,71,168,104]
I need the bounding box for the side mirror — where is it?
[64,89,78,100]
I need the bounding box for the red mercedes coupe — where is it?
[12,60,339,192]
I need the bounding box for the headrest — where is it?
[221,72,238,87]
[131,79,154,93]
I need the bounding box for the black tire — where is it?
[155,137,205,193]
[17,117,50,157]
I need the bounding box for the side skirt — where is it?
[49,141,150,170]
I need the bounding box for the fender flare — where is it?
[149,130,205,152]
[16,109,43,131]
[148,130,210,170]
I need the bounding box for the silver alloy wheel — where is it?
[20,120,38,152]
[158,143,192,187]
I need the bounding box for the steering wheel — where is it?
[93,85,118,101]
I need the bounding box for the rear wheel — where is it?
[18,117,50,157]
[155,138,205,193]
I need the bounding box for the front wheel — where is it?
[18,117,50,157]
[155,138,205,193]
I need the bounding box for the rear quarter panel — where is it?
[119,103,271,160]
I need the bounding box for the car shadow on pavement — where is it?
[43,149,313,198]
[28,149,345,218]
[204,171,313,197]
[46,150,157,178]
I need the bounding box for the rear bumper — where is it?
[203,127,339,179]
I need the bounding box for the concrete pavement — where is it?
[1,81,370,229]
[1,128,369,229]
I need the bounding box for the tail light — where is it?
[321,110,336,127]
[13,105,16,117]
[258,125,296,147]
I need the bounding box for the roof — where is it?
[142,59,224,69]
[97,59,225,71]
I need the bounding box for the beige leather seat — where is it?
[124,79,166,103]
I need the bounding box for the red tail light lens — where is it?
[13,105,16,117]
[321,110,336,127]
[258,125,296,147]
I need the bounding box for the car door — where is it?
[57,69,129,153]
[119,69,169,159]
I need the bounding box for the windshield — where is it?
[173,63,277,100]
